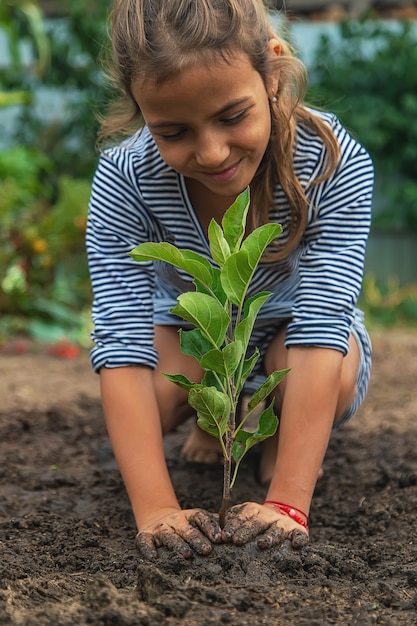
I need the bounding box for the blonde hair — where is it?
[99,0,340,260]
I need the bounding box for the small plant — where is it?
[130,188,289,527]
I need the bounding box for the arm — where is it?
[100,365,179,527]
[100,365,221,558]
[87,151,221,557]
[223,346,343,547]
[223,120,373,547]
[266,345,343,514]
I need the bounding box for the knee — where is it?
[335,336,361,419]
[154,372,191,433]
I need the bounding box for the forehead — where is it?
[135,47,251,84]
[132,52,264,116]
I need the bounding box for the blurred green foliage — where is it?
[0,6,415,345]
[0,0,112,345]
[0,145,92,345]
[0,0,50,94]
[2,0,113,178]
[359,275,417,329]
[307,19,417,233]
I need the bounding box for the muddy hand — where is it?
[136,508,222,560]
[222,502,309,549]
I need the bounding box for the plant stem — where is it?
[219,424,233,528]
[219,382,236,528]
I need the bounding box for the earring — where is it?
[271,95,277,103]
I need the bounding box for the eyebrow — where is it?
[147,97,251,129]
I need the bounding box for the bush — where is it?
[1,0,112,179]
[359,275,417,328]
[0,146,92,345]
[307,19,417,232]
[0,1,111,345]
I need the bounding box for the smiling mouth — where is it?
[203,162,240,182]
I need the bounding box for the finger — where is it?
[289,529,309,549]
[223,503,273,545]
[192,509,222,543]
[257,524,286,550]
[158,527,193,558]
[221,504,251,541]
[177,525,213,556]
[135,532,157,561]
[223,509,269,545]
[229,516,271,545]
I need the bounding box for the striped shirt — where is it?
[86,111,373,374]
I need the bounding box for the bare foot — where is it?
[258,434,324,485]
[182,424,223,464]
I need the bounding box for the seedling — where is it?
[130,188,289,527]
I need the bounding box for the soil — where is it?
[1,329,417,626]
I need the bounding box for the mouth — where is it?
[203,162,240,183]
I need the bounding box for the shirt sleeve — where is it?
[286,118,374,355]
[86,147,159,372]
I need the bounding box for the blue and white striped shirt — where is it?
[86,111,373,373]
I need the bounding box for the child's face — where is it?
[131,52,275,204]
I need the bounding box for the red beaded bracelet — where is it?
[263,500,309,530]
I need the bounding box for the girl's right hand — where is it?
[135,507,222,560]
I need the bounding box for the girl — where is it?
[87,0,373,559]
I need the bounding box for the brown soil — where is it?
[1,330,417,625]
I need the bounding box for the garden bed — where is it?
[1,330,417,625]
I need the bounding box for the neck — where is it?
[185,178,237,234]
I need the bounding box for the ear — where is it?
[266,38,281,98]
[268,37,282,58]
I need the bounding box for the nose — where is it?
[194,130,230,168]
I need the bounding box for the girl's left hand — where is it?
[222,502,309,549]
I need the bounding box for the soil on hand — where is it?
[1,330,417,625]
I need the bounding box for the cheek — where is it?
[241,110,272,151]
[153,141,187,170]
[243,127,271,160]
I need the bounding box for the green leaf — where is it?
[171,292,230,348]
[241,222,282,260]
[237,349,260,394]
[221,187,250,251]
[248,368,290,411]
[200,348,227,376]
[179,328,212,361]
[200,340,244,378]
[194,267,227,306]
[130,242,214,286]
[222,341,244,378]
[19,1,51,77]
[220,248,250,306]
[163,373,202,392]
[203,369,224,391]
[232,401,278,463]
[0,91,32,107]
[208,219,231,267]
[235,291,272,350]
[189,387,231,439]
[220,223,280,306]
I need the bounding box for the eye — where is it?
[221,110,249,125]
[154,128,187,142]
